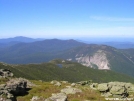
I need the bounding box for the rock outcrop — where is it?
[76,80,92,86]
[50,80,62,86]
[0,69,14,78]
[96,82,134,98]
[45,93,67,101]
[0,78,28,101]
[61,86,82,94]
[75,50,110,70]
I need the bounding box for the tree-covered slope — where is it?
[59,45,134,77]
[0,59,134,83]
[0,39,86,64]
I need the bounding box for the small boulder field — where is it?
[0,69,134,101]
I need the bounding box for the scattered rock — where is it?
[51,80,61,86]
[0,69,14,78]
[97,83,108,92]
[0,77,28,101]
[90,83,98,90]
[71,83,76,87]
[45,93,67,101]
[6,78,27,95]
[77,80,92,86]
[96,82,134,98]
[61,87,82,94]
[54,82,61,87]
[31,96,40,101]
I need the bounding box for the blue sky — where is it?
[0,0,134,38]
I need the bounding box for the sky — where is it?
[0,0,134,39]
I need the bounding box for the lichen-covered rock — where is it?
[54,82,61,87]
[61,87,82,94]
[108,82,125,87]
[45,93,67,101]
[6,78,27,95]
[77,80,92,86]
[71,83,76,87]
[0,69,14,78]
[90,83,98,90]
[110,86,126,95]
[97,83,108,92]
[96,82,134,98]
[50,80,62,87]
[31,96,40,101]
[50,80,58,84]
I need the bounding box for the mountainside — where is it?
[59,45,134,77]
[0,38,134,78]
[0,59,134,83]
[0,39,86,64]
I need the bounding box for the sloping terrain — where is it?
[0,59,134,83]
[0,39,86,64]
[0,39,134,78]
[59,45,134,77]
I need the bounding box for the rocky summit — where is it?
[96,82,134,98]
[0,69,134,101]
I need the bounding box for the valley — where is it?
[0,37,134,78]
[1,37,134,101]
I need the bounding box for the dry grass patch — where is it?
[17,80,70,101]
[67,86,106,101]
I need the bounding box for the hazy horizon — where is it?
[1,36,134,43]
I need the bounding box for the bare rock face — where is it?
[76,50,110,70]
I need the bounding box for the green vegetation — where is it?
[17,80,106,101]
[0,59,134,83]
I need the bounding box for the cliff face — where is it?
[76,50,110,70]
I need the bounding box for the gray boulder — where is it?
[61,87,82,94]
[71,83,76,87]
[97,83,108,92]
[6,78,27,95]
[50,80,61,87]
[96,82,134,98]
[77,80,92,86]
[54,82,61,87]
[31,96,40,101]
[0,69,14,78]
[45,93,67,101]
[110,86,126,95]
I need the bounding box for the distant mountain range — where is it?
[0,36,134,78]
[77,38,134,49]
[0,36,44,43]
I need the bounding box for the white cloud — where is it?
[90,16,134,22]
